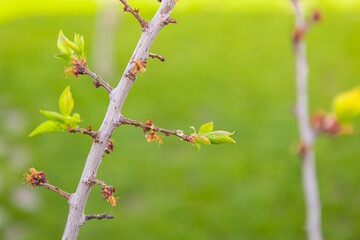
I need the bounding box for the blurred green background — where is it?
[1,0,360,239]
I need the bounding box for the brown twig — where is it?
[40,182,71,200]
[88,175,107,187]
[165,17,177,25]
[119,0,149,30]
[117,116,192,142]
[69,127,99,140]
[85,213,114,221]
[84,68,113,93]
[149,53,166,62]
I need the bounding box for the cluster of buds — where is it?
[55,30,87,77]
[293,9,322,44]
[105,140,114,154]
[101,185,118,207]
[144,119,163,146]
[65,59,87,78]
[23,168,47,188]
[311,111,353,136]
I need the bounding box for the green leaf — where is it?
[40,110,66,124]
[57,30,71,55]
[194,142,201,151]
[55,53,71,61]
[29,121,69,137]
[63,36,81,56]
[195,135,211,145]
[204,131,236,144]
[74,34,85,58]
[59,86,74,117]
[64,113,81,128]
[198,122,213,134]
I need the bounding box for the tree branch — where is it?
[84,213,114,221]
[68,127,99,140]
[39,182,71,200]
[84,68,113,93]
[62,1,178,239]
[119,0,149,30]
[118,116,191,142]
[149,53,165,62]
[291,1,323,240]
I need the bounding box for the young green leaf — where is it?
[57,30,71,55]
[64,113,81,128]
[55,53,71,61]
[40,110,67,124]
[333,87,360,123]
[204,131,236,144]
[59,86,74,117]
[29,121,69,137]
[195,135,211,145]
[198,122,213,134]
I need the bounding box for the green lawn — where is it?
[1,4,360,240]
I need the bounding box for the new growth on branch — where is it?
[24,1,235,239]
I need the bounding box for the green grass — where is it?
[1,6,360,240]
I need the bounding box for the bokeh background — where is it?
[1,0,360,239]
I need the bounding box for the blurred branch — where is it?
[84,213,114,222]
[84,68,113,93]
[62,1,178,239]
[92,1,120,79]
[117,116,192,142]
[149,53,166,62]
[119,0,149,30]
[291,1,323,240]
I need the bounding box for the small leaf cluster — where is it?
[190,122,236,150]
[55,30,85,61]
[29,86,81,137]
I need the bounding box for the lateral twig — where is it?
[119,0,149,29]
[84,68,113,93]
[85,213,114,221]
[69,127,99,140]
[149,53,166,62]
[88,175,106,187]
[40,182,71,200]
[117,116,192,142]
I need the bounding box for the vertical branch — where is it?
[291,1,323,240]
[61,1,178,239]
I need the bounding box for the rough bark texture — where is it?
[61,1,177,239]
[291,1,323,240]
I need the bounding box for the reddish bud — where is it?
[312,10,322,23]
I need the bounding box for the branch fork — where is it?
[119,0,149,30]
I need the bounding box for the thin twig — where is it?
[119,0,149,29]
[149,53,166,62]
[117,116,191,142]
[291,1,323,240]
[88,175,107,188]
[85,213,114,221]
[84,68,113,93]
[39,182,71,200]
[69,127,99,140]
